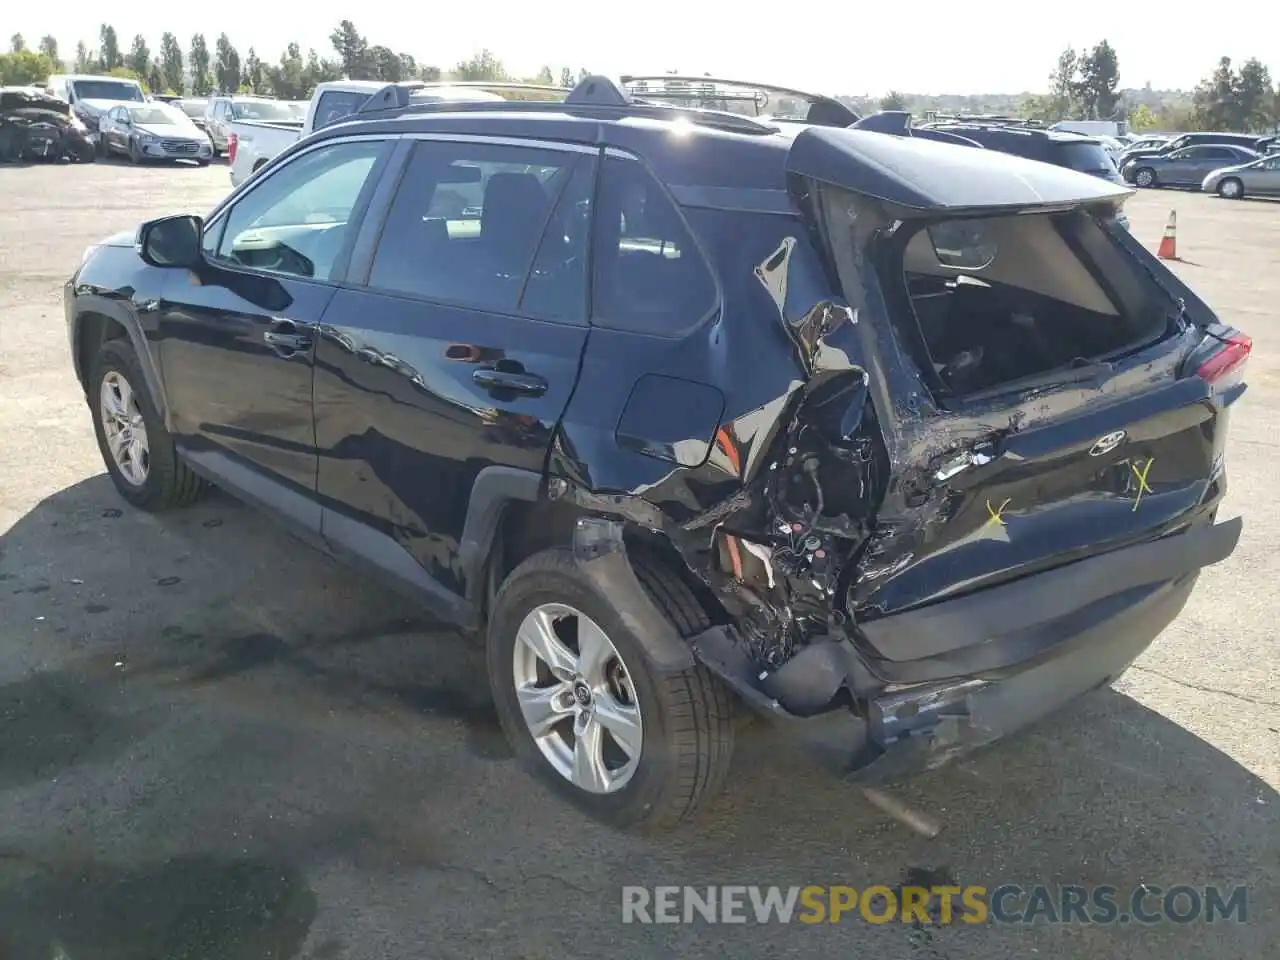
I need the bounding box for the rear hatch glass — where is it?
[1055,141,1119,177]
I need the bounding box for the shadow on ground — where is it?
[1,476,1276,959]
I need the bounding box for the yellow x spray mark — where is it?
[985,498,1012,527]
[1130,457,1155,512]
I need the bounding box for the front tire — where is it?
[128,140,142,165]
[487,547,735,833]
[90,339,205,511]
[1133,167,1157,188]
[1218,177,1244,199]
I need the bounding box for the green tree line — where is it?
[1,22,590,100]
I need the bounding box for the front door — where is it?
[156,137,395,527]
[312,137,596,604]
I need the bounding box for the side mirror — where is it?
[138,215,204,269]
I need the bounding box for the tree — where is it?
[74,41,90,73]
[214,34,241,94]
[189,34,212,95]
[0,50,55,85]
[1128,103,1159,131]
[243,48,267,94]
[304,48,343,90]
[879,90,908,111]
[38,35,58,67]
[534,65,554,85]
[267,43,306,99]
[1077,40,1120,119]
[421,64,441,82]
[1236,58,1273,132]
[454,49,506,82]
[398,53,418,80]
[330,20,372,79]
[559,66,574,88]
[160,33,184,95]
[10,33,25,53]
[128,35,150,80]
[1047,46,1079,120]
[147,59,164,94]
[99,24,121,71]
[369,45,401,81]
[1194,57,1240,130]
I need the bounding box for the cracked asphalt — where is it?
[0,159,1276,960]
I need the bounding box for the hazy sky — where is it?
[8,0,1277,95]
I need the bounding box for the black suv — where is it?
[66,76,1247,832]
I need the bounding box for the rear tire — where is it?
[487,547,735,833]
[1133,167,1157,188]
[89,339,205,511]
[1218,177,1244,200]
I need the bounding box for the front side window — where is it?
[208,139,387,281]
[590,155,718,335]
[366,140,584,315]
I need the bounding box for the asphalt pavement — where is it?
[0,159,1276,959]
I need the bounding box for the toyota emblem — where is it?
[1089,431,1127,457]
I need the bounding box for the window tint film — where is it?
[591,155,717,335]
[1056,142,1115,174]
[212,139,386,281]
[367,140,579,313]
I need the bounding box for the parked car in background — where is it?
[152,94,183,104]
[1049,119,1127,138]
[98,102,214,165]
[1117,132,1273,171]
[1123,143,1260,188]
[1121,135,1168,154]
[1201,152,1280,198]
[919,118,1130,228]
[174,98,210,137]
[227,80,507,188]
[45,74,147,152]
[203,95,301,155]
[0,86,95,162]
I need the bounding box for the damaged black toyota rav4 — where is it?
[66,76,1247,832]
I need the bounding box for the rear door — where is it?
[311,135,595,605]
[787,129,1238,632]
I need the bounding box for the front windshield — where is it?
[230,100,298,122]
[71,79,145,102]
[129,104,187,125]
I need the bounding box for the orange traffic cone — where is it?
[1157,210,1178,260]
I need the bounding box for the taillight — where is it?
[1197,333,1252,384]
[227,132,238,164]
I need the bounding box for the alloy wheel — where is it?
[1221,179,1242,199]
[512,603,643,794]
[1135,169,1154,188]
[99,370,150,486]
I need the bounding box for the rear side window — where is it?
[366,140,585,318]
[313,90,371,130]
[591,155,717,335]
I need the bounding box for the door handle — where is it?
[263,320,313,354]
[472,368,548,396]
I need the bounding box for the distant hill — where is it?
[833,87,1194,120]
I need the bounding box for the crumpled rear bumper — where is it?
[691,516,1241,781]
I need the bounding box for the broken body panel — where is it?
[551,126,1245,778]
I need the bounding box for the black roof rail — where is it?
[619,74,860,126]
[351,73,778,135]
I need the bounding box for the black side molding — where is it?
[858,517,1243,662]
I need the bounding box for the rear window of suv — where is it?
[1054,142,1116,175]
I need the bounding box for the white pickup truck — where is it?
[227,80,506,187]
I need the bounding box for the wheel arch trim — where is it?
[72,295,169,426]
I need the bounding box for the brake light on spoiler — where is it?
[1197,333,1251,384]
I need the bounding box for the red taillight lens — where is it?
[1197,333,1252,384]
[227,132,238,164]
